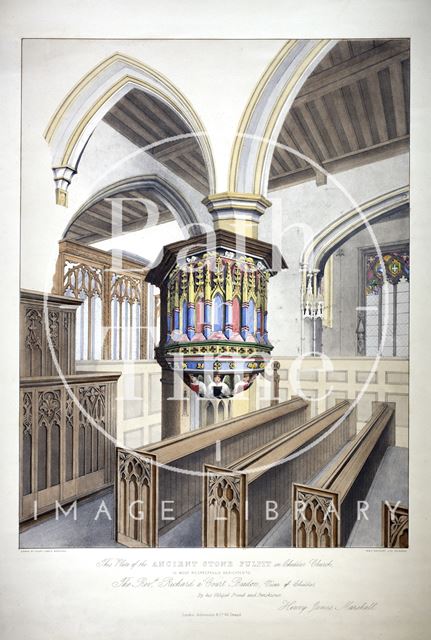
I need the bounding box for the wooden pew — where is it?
[203,399,356,547]
[382,502,408,548]
[116,396,309,547]
[292,401,395,548]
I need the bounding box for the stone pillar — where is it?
[160,367,183,439]
[202,192,271,240]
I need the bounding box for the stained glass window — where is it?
[365,251,409,294]
[364,248,409,357]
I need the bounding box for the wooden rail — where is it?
[115,396,309,547]
[292,402,395,548]
[203,400,356,547]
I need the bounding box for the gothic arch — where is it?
[301,186,410,275]
[62,174,205,240]
[228,39,337,196]
[44,52,216,205]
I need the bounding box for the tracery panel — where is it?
[20,373,119,523]
[54,241,149,361]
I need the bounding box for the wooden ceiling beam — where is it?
[90,196,172,227]
[121,93,176,140]
[170,149,207,179]
[328,88,360,152]
[378,67,398,139]
[126,190,172,218]
[401,59,410,130]
[345,82,374,147]
[90,197,148,223]
[295,103,331,158]
[350,40,376,57]
[110,101,159,143]
[389,61,408,137]
[366,72,389,142]
[313,95,346,156]
[72,217,113,235]
[277,130,306,169]
[91,199,142,223]
[286,109,323,165]
[165,159,208,193]
[321,93,352,155]
[357,78,381,146]
[128,90,188,136]
[331,40,353,65]
[268,135,408,191]
[103,112,150,148]
[105,109,206,193]
[269,167,315,191]
[269,152,292,176]
[295,40,409,105]
[276,129,306,168]
[304,99,339,157]
[152,138,199,162]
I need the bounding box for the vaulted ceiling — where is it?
[103,89,210,194]
[269,39,410,191]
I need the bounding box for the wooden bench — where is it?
[203,399,356,547]
[382,502,408,548]
[116,396,309,547]
[292,401,395,548]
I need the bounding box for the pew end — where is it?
[203,464,247,548]
[116,447,158,548]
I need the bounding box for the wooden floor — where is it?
[19,447,408,549]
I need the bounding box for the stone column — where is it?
[202,192,271,240]
[160,368,183,439]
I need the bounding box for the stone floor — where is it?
[20,446,408,549]
[20,488,121,549]
[347,446,408,547]
[258,446,408,547]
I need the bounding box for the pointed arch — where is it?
[45,52,216,204]
[62,174,205,240]
[301,186,410,275]
[228,40,337,196]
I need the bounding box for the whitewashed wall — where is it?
[260,152,409,356]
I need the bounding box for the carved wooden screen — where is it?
[20,374,119,522]
[110,273,142,359]
[63,260,103,360]
[54,241,149,361]
[20,290,79,377]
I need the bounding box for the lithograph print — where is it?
[19,37,410,551]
